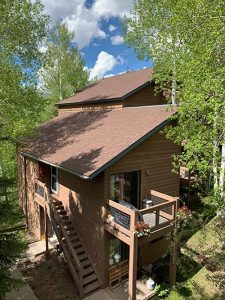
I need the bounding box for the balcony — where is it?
[104,190,178,246]
[34,179,46,207]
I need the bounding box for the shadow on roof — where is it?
[27,110,108,159]
[60,147,103,176]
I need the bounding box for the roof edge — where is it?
[89,116,172,179]
[21,153,90,180]
[57,81,153,107]
[22,108,175,181]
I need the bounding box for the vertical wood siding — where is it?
[123,85,166,107]
[55,170,106,284]
[106,131,180,200]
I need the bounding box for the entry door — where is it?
[39,205,45,240]
[109,171,140,209]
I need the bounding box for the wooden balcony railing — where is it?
[104,190,178,245]
[34,179,46,206]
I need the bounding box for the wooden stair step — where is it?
[62,219,72,225]
[70,236,79,243]
[84,281,101,295]
[66,228,76,235]
[72,241,82,249]
[83,266,94,277]
[58,211,67,215]
[83,274,98,286]
[81,259,91,268]
[78,253,88,261]
[59,215,69,220]
[75,246,85,255]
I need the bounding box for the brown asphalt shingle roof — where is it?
[58,68,154,106]
[24,106,176,179]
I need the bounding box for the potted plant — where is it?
[134,222,151,238]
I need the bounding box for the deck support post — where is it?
[128,211,138,300]
[44,207,49,252]
[169,231,176,286]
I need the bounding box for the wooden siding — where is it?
[123,85,166,107]
[139,237,170,266]
[105,131,180,200]
[17,154,42,239]
[54,169,106,285]
[57,85,166,114]
[58,102,122,115]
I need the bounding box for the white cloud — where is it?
[108,24,117,32]
[111,35,124,45]
[41,0,134,49]
[89,51,117,79]
[104,71,126,78]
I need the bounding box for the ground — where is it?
[18,250,79,300]
[165,216,225,300]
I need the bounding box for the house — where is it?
[18,68,179,300]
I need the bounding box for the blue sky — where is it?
[41,0,152,79]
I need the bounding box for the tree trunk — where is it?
[213,139,218,193]
[219,142,225,200]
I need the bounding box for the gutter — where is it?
[21,152,90,180]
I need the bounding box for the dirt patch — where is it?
[18,250,79,300]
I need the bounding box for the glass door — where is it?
[109,237,129,266]
[109,171,140,209]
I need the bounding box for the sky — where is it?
[41,0,153,79]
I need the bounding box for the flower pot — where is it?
[146,278,155,290]
[114,253,121,263]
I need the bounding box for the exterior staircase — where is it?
[46,196,102,298]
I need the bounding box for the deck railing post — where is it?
[44,186,49,252]
[169,230,177,286]
[128,211,138,300]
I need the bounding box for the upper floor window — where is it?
[51,166,58,193]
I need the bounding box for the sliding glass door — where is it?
[109,171,140,209]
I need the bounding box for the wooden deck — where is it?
[104,190,178,246]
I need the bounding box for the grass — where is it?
[165,217,225,300]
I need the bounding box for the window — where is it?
[109,237,129,266]
[51,166,58,193]
[109,171,140,208]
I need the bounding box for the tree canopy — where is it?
[125,0,225,203]
[0,0,49,177]
[40,22,89,103]
[0,1,48,297]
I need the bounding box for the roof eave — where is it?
[21,152,90,180]
[57,80,153,107]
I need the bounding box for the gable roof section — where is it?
[24,106,176,179]
[58,68,154,106]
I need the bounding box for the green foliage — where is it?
[0,0,49,178]
[125,0,225,202]
[0,198,27,300]
[154,282,171,298]
[40,21,89,106]
[0,1,48,296]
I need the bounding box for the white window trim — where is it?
[51,166,58,194]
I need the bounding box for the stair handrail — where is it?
[70,217,102,289]
[43,186,85,298]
